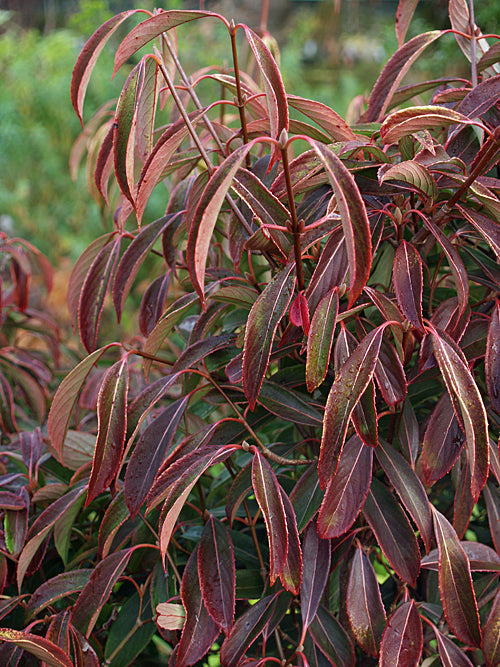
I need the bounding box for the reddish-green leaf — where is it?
[124,396,188,517]
[290,464,324,533]
[347,545,386,657]
[252,449,288,585]
[258,381,323,426]
[482,587,500,666]
[395,0,419,45]
[484,482,500,555]
[486,300,500,413]
[139,272,171,336]
[319,324,390,487]
[381,161,437,204]
[87,357,129,506]
[113,64,139,205]
[376,440,433,553]
[308,141,371,307]
[421,392,464,485]
[433,625,474,666]
[366,31,444,121]
[220,594,279,667]
[98,490,129,558]
[449,0,492,65]
[305,226,347,314]
[379,601,422,667]
[278,488,302,595]
[26,570,92,620]
[198,516,236,635]
[0,629,72,667]
[431,329,489,500]
[309,604,354,667]
[432,507,481,647]
[421,541,500,572]
[306,287,339,392]
[300,521,331,635]
[318,435,372,539]
[135,55,158,162]
[178,547,219,667]
[392,240,425,332]
[375,338,407,406]
[242,264,295,410]
[287,95,355,141]
[363,478,420,586]
[380,106,477,144]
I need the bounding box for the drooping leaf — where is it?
[242,263,295,410]
[135,55,159,162]
[392,240,425,332]
[363,478,420,586]
[306,288,339,392]
[486,300,500,414]
[449,0,493,66]
[251,449,288,585]
[421,392,464,485]
[379,600,422,667]
[113,63,140,205]
[0,629,72,667]
[374,338,407,406]
[432,507,481,647]
[347,545,386,657]
[278,488,302,595]
[198,516,236,635]
[395,0,419,45]
[318,435,372,539]
[300,522,331,635]
[309,604,354,667]
[380,106,478,144]
[25,570,92,620]
[431,329,489,500]
[139,272,171,337]
[482,587,500,666]
[433,624,474,667]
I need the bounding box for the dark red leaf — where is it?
[379,600,422,667]
[289,291,310,334]
[421,541,500,573]
[287,95,355,141]
[421,392,464,485]
[486,300,500,413]
[380,106,474,144]
[25,570,92,620]
[393,240,424,333]
[395,0,419,45]
[309,604,354,667]
[0,629,72,667]
[257,381,323,427]
[482,587,500,666]
[198,517,236,635]
[306,288,339,392]
[484,482,500,555]
[278,488,302,595]
[318,435,372,539]
[433,624,474,667]
[139,271,171,337]
[374,338,407,406]
[432,507,481,647]
[305,226,347,314]
[449,0,492,64]
[300,522,331,637]
[290,464,324,533]
[347,545,386,657]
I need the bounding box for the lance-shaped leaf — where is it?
[432,507,481,647]
[177,547,219,666]
[198,516,236,635]
[318,435,372,538]
[290,464,324,533]
[379,600,422,667]
[139,272,171,337]
[79,235,122,353]
[449,0,493,66]
[71,10,143,124]
[459,205,500,263]
[300,522,331,636]
[0,629,72,667]
[374,338,406,406]
[422,541,500,573]
[124,396,189,517]
[380,106,478,144]
[287,95,355,141]
[113,64,139,205]
[257,381,323,426]
[392,240,424,332]
[486,300,500,414]
[309,604,355,667]
[98,491,129,558]
[319,323,391,488]
[278,488,302,595]
[135,55,158,162]
[433,624,474,667]
[376,440,433,553]
[363,478,420,586]
[220,593,279,667]
[431,329,489,500]
[421,392,464,485]
[252,449,288,585]
[381,161,437,204]
[308,141,371,307]
[395,0,419,45]
[484,482,500,555]
[26,570,92,620]
[347,545,386,657]
[305,226,347,314]
[71,548,134,637]
[306,287,339,392]
[242,264,295,410]
[87,357,129,506]
[366,31,443,121]
[482,587,500,666]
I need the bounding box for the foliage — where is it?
[2,0,500,664]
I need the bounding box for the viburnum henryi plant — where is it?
[1,0,500,664]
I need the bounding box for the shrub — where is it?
[1,0,500,664]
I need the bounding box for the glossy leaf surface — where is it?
[379,601,422,667]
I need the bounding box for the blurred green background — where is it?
[0,0,498,265]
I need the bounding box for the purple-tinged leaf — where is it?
[220,593,279,667]
[25,570,92,620]
[257,381,323,427]
[433,624,474,666]
[432,507,481,647]
[0,629,72,667]
[113,64,139,205]
[363,478,420,586]
[71,548,134,637]
[305,226,347,314]
[308,141,371,307]
[318,435,372,539]
[124,396,189,517]
[319,323,391,487]
[300,522,331,635]
[457,75,500,118]
[306,288,339,392]
[449,0,493,66]
[395,0,419,46]
[309,604,354,667]
[380,161,437,203]
[379,601,422,667]
[376,440,433,553]
[392,240,425,332]
[251,449,288,585]
[482,587,500,666]
[113,11,224,76]
[0,371,18,433]
[278,488,302,595]
[225,462,252,527]
[431,329,489,500]
[233,167,289,230]
[484,482,500,555]
[374,338,406,406]
[289,291,310,333]
[171,334,236,374]
[139,272,171,336]
[347,545,386,657]
[71,625,100,666]
[287,95,355,141]
[71,10,144,125]
[486,300,500,413]
[177,547,219,667]
[478,41,500,72]
[198,516,236,635]
[290,464,324,533]
[421,392,464,485]
[453,455,474,539]
[459,205,500,262]
[365,31,444,121]
[87,357,129,506]
[135,55,159,162]
[381,106,478,144]
[4,502,28,558]
[422,541,500,573]
[98,490,129,558]
[398,400,419,467]
[79,235,122,353]
[242,264,295,410]
[0,491,27,512]
[54,491,86,565]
